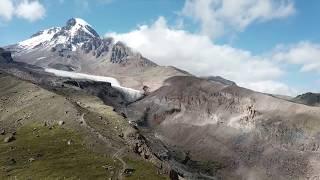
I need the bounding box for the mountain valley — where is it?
[1,18,320,180]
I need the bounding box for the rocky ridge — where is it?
[293,92,320,106]
[0,48,13,63]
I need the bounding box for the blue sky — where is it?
[0,0,319,96]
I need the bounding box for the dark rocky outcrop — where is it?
[0,48,13,63]
[293,92,320,106]
[81,37,113,58]
[111,41,133,64]
[63,80,129,108]
[49,63,76,71]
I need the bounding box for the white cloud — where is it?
[73,0,113,10]
[106,17,297,96]
[181,0,295,39]
[0,0,14,21]
[0,0,45,22]
[244,81,298,96]
[15,0,46,22]
[272,42,320,73]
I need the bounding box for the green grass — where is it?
[0,124,169,180]
[124,158,168,180]
[0,124,120,179]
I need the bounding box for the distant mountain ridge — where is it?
[5,18,186,91]
[293,92,320,106]
[204,76,237,86]
[11,18,149,64]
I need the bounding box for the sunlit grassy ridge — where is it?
[0,124,121,179]
[0,124,168,179]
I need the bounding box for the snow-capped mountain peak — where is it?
[71,18,91,27]
[18,27,61,50]
[64,18,99,38]
[18,18,99,51]
[13,18,154,66]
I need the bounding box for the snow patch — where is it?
[74,18,91,27]
[70,18,95,38]
[44,68,143,102]
[17,18,97,52]
[51,35,68,45]
[19,27,60,50]
[36,57,46,60]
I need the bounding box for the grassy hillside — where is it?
[0,124,167,179]
[0,72,168,179]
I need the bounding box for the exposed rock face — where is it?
[127,76,320,180]
[111,41,133,64]
[81,37,113,58]
[293,92,320,106]
[63,79,129,107]
[123,127,171,173]
[0,48,13,63]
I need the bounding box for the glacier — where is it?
[45,68,144,102]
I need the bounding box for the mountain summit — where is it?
[10,17,150,62]
[6,18,186,91]
[18,18,101,53]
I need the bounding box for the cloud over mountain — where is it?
[0,0,45,22]
[107,17,298,96]
[272,42,320,73]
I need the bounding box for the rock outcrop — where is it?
[0,48,13,63]
[293,92,320,106]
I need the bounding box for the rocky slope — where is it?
[293,92,320,106]
[0,70,170,179]
[127,76,320,180]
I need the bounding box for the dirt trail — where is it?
[78,110,128,179]
[112,147,127,180]
[77,112,117,151]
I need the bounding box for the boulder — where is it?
[58,121,65,126]
[4,134,15,143]
[9,158,16,165]
[102,164,114,170]
[28,158,35,163]
[123,168,135,176]
[67,140,73,145]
